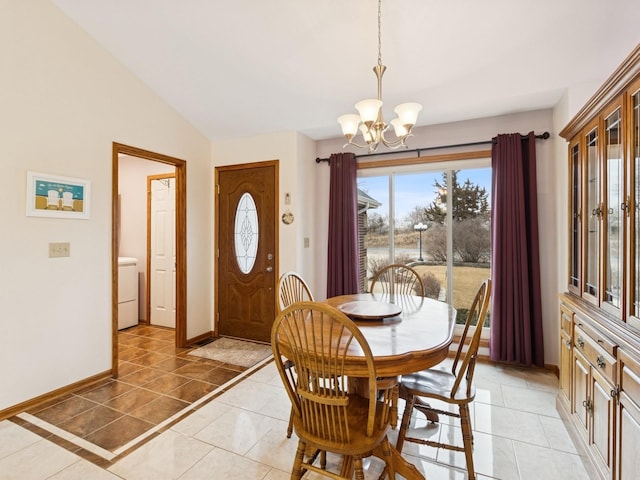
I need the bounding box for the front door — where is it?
[216,161,278,342]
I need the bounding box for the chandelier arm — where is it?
[343,139,369,149]
[379,130,412,149]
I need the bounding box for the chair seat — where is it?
[401,368,476,404]
[292,394,390,456]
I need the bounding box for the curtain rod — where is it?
[315,131,550,164]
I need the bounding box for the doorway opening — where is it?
[112,143,187,377]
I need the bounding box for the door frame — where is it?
[214,160,279,338]
[112,143,187,377]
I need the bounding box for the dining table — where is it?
[323,292,457,376]
[321,292,457,480]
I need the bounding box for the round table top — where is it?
[323,293,457,377]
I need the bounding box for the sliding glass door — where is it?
[358,159,491,325]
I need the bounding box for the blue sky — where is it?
[358,167,491,225]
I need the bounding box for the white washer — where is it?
[118,257,139,329]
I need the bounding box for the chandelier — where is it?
[337,0,422,153]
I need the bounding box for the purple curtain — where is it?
[490,132,544,367]
[327,152,359,297]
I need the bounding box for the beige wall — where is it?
[0,0,211,410]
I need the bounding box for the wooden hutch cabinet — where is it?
[559,44,640,480]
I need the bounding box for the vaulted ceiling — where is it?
[52,0,640,141]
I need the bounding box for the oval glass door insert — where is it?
[234,192,259,274]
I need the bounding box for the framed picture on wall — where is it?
[26,171,91,219]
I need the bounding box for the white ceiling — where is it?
[51,0,640,142]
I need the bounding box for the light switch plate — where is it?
[49,242,70,258]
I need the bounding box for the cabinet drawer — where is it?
[574,318,617,357]
[574,324,617,384]
[560,304,573,337]
[619,349,640,406]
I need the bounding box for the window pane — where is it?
[359,176,390,292]
[393,171,445,298]
[234,192,258,274]
[451,168,491,325]
[357,162,492,329]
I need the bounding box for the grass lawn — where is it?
[412,264,490,311]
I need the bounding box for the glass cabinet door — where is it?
[632,86,640,322]
[584,127,600,300]
[569,142,581,292]
[603,107,623,312]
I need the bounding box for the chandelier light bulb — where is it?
[390,118,408,137]
[355,99,383,125]
[394,102,423,127]
[337,114,361,138]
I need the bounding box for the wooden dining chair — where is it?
[370,263,425,296]
[276,271,314,313]
[271,301,403,480]
[395,279,491,480]
[276,272,314,438]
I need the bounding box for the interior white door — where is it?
[150,176,176,328]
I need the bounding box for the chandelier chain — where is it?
[377,0,382,68]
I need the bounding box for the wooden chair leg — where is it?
[286,407,293,438]
[395,393,415,453]
[291,441,306,480]
[459,404,475,480]
[391,384,399,429]
[354,456,365,480]
[380,437,396,480]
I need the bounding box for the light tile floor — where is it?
[0,360,593,480]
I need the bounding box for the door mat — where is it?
[188,337,272,368]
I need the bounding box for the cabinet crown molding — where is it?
[560,43,640,140]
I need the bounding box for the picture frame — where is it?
[26,171,91,219]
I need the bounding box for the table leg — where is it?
[339,455,354,477]
[373,443,424,480]
[414,397,440,423]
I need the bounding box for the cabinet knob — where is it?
[576,337,585,348]
[596,355,606,369]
